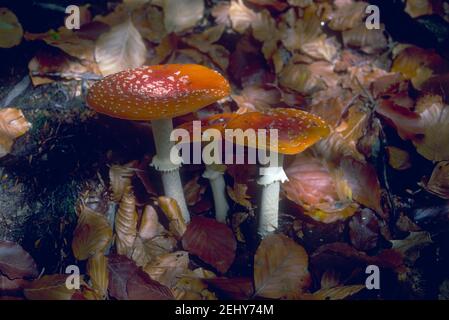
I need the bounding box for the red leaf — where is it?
[127,269,173,300]
[0,241,38,280]
[182,217,236,273]
[108,254,173,300]
[349,209,381,251]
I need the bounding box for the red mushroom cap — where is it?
[224,108,330,155]
[86,64,231,121]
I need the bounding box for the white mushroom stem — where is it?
[150,118,190,223]
[257,154,288,238]
[202,165,229,223]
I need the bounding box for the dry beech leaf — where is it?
[254,234,311,299]
[0,8,23,48]
[349,209,381,251]
[127,269,174,300]
[158,196,187,239]
[386,146,412,170]
[115,186,138,257]
[182,217,237,274]
[87,253,109,300]
[413,97,449,161]
[227,183,252,209]
[109,162,136,202]
[173,268,217,300]
[95,18,147,76]
[132,4,166,43]
[308,285,365,300]
[163,0,204,33]
[390,231,432,263]
[0,241,38,280]
[251,9,276,43]
[0,108,31,158]
[232,85,281,113]
[425,161,449,199]
[229,0,258,33]
[143,251,189,288]
[24,275,78,300]
[328,1,368,31]
[72,206,112,261]
[342,24,387,54]
[131,234,177,267]
[184,176,206,206]
[138,205,165,240]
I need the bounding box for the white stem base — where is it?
[161,170,190,223]
[257,154,286,238]
[203,165,229,223]
[151,118,190,223]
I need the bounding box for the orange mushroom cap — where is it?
[224,108,330,155]
[86,64,231,121]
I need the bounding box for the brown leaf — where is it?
[173,268,217,300]
[72,206,112,261]
[138,205,166,240]
[131,234,177,267]
[109,162,136,202]
[425,161,449,199]
[254,234,311,299]
[95,18,147,76]
[341,157,383,216]
[386,146,412,170]
[115,186,138,257]
[413,96,449,161]
[342,24,387,54]
[143,251,189,288]
[0,8,23,48]
[405,0,434,18]
[182,217,236,274]
[184,176,206,207]
[309,285,365,300]
[0,241,38,280]
[328,2,368,31]
[227,183,252,209]
[205,277,254,299]
[158,196,187,239]
[87,253,109,300]
[229,0,258,34]
[163,0,204,33]
[0,108,31,158]
[24,275,78,300]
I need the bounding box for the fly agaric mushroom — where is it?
[177,113,237,223]
[87,64,230,223]
[225,108,330,237]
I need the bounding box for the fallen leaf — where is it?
[0,108,31,158]
[0,8,23,48]
[163,0,204,33]
[205,277,254,299]
[87,253,109,300]
[386,146,412,170]
[425,161,449,199]
[328,1,368,31]
[131,234,177,267]
[95,18,147,76]
[127,269,174,300]
[143,251,189,288]
[115,186,138,257]
[308,285,365,300]
[158,196,187,239]
[405,0,433,18]
[349,209,381,251]
[184,176,206,206]
[24,275,78,300]
[138,205,166,240]
[254,234,311,299]
[109,162,137,202]
[227,183,252,209]
[0,241,38,280]
[182,217,236,273]
[229,0,258,34]
[342,24,388,54]
[72,206,112,261]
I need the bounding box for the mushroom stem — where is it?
[203,165,229,223]
[150,118,190,223]
[257,153,287,238]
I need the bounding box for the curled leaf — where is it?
[87,253,109,300]
[109,162,136,202]
[158,196,187,239]
[115,186,138,257]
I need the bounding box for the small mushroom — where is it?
[176,113,237,223]
[87,64,230,223]
[225,108,330,237]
